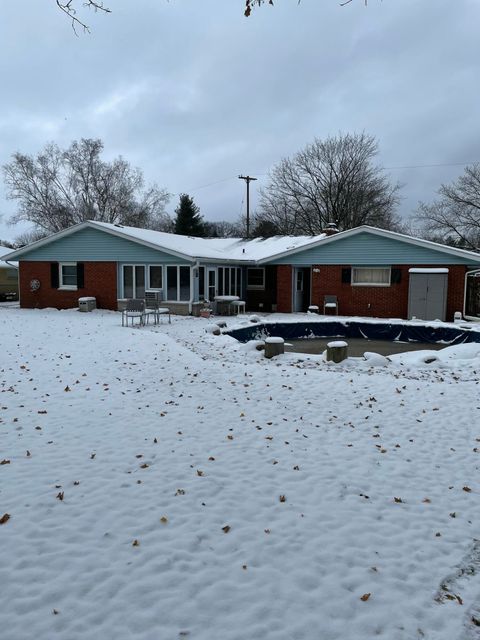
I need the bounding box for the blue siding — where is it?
[18,227,191,264]
[267,231,480,266]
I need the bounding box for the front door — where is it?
[294,268,304,312]
[408,272,448,321]
[207,268,217,303]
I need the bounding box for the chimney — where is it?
[323,222,339,236]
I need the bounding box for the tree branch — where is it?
[55,1,111,35]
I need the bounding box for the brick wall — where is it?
[446,265,468,320]
[310,264,468,321]
[19,261,118,310]
[276,265,292,312]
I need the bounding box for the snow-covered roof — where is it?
[4,221,480,265]
[0,245,18,268]
[90,221,325,262]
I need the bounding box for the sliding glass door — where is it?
[122,265,145,299]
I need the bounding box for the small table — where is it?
[214,295,239,315]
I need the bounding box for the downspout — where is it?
[190,260,200,315]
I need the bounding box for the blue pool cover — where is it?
[226,320,480,345]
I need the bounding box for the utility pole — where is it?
[238,175,257,239]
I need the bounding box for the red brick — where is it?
[19,262,117,310]
[276,265,292,312]
[311,264,468,321]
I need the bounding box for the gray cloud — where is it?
[1,0,480,241]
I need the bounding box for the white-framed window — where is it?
[217,267,242,296]
[247,267,265,290]
[59,262,78,290]
[148,265,163,290]
[352,267,391,286]
[122,265,146,298]
[166,265,191,301]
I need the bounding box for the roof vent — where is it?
[323,222,339,236]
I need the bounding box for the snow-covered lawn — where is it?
[1,307,480,640]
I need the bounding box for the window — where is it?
[217,267,241,296]
[122,265,145,298]
[198,266,205,299]
[149,265,163,290]
[59,262,77,290]
[166,266,191,301]
[352,267,391,286]
[296,270,303,292]
[179,266,190,301]
[247,268,265,289]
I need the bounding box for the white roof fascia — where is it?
[257,225,480,264]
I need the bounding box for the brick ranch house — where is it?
[4,221,480,321]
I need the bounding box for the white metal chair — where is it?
[144,290,171,324]
[230,300,246,315]
[323,295,338,315]
[122,299,146,327]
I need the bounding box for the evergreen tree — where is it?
[174,194,205,236]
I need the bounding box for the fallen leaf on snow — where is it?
[0,513,10,525]
[360,593,371,601]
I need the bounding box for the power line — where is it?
[172,160,478,198]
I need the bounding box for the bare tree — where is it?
[203,220,243,238]
[257,132,402,235]
[414,164,480,251]
[3,138,171,234]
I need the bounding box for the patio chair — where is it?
[144,290,171,324]
[230,300,246,315]
[122,299,146,327]
[323,295,338,315]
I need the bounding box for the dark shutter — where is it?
[50,263,59,288]
[391,268,402,284]
[77,263,85,289]
[341,268,351,284]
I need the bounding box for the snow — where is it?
[1,307,480,640]
[327,340,348,348]
[0,245,18,268]
[409,268,449,274]
[265,337,285,344]
[90,221,325,262]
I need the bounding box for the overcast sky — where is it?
[1,0,480,242]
